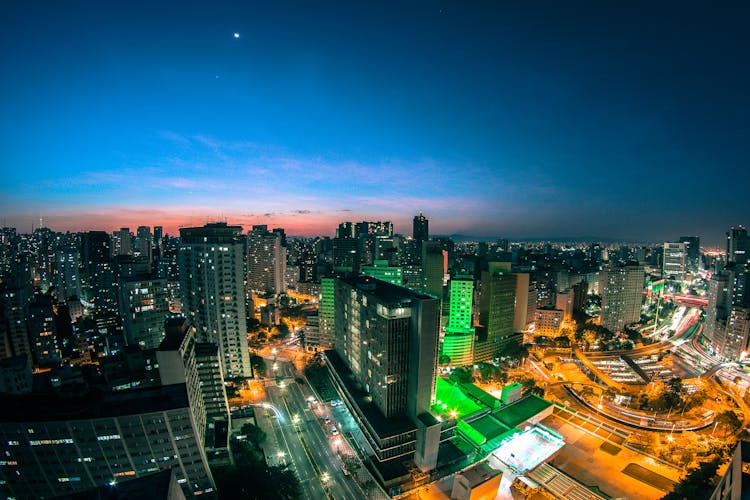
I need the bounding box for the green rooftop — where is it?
[456,414,519,454]
[432,377,483,418]
[493,395,553,429]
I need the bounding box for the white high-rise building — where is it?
[246,225,287,295]
[179,223,251,378]
[599,263,645,333]
[663,242,687,281]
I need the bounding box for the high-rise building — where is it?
[413,213,429,245]
[705,265,750,360]
[679,236,700,273]
[727,226,749,265]
[246,225,287,295]
[599,263,645,333]
[663,242,687,281]
[135,226,152,262]
[0,384,216,498]
[326,275,441,471]
[118,227,132,256]
[53,246,82,301]
[474,262,518,362]
[120,277,169,349]
[179,223,251,378]
[421,241,445,298]
[158,317,230,452]
[441,275,474,366]
[0,281,32,361]
[513,273,531,332]
[314,277,335,350]
[27,294,60,366]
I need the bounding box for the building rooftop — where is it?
[0,354,30,371]
[432,378,484,418]
[459,461,502,488]
[0,383,190,423]
[493,395,553,429]
[338,274,436,303]
[50,469,181,500]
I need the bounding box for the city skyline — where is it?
[2,2,749,244]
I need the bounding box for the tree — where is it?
[715,410,741,437]
[250,355,267,377]
[661,457,721,500]
[449,366,474,384]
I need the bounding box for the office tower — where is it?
[27,294,60,366]
[315,277,335,349]
[153,225,163,252]
[441,275,475,366]
[0,384,216,498]
[81,231,111,274]
[179,223,251,378]
[0,280,32,360]
[421,241,445,297]
[0,355,32,394]
[413,213,429,247]
[513,273,531,332]
[333,233,359,273]
[705,265,750,360]
[118,227,132,256]
[727,226,749,265]
[327,276,441,471]
[663,242,687,281]
[555,290,573,321]
[474,262,518,362]
[572,280,588,316]
[246,225,287,295]
[158,317,230,451]
[120,277,169,349]
[598,263,645,333]
[135,226,152,262]
[679,236,700,273]
[361,259,403,285]
[53,247,82,300]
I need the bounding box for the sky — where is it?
[1,1,748,244]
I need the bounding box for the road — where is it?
[266,359,364,500]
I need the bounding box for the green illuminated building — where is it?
[361,259,403,285]
[474,262,519,363]
[441,275,475,366]
[317,277,335,348]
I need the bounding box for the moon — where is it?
[233,33,240,38]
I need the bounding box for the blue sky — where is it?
[1,1,748,243]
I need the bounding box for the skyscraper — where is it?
[246,225,287,295]
[118,227,132,256]
[421,241,444,298]
[474,262,518,362]
[413,213,429,244]
[599,262,645,333]
[679,236,700,273]
[705,264,750,360]
[663,242,687,281]
[27,294,60,366]
[441,275,475,366]
[727,226,749,265]
[326,275,441,471]
[315,277,335,350]
[119,277,169,349]
[179,223,251,378]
